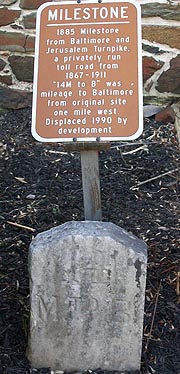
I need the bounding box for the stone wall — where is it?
[141,0,180,104]
[0,0,180,109]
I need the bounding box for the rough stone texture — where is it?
[0,30,25,52]
[0,6,21,26]
[155,106,175,123]
[20,0,51,10]
[8,55,34,82]
[143,56,164,83]
[141,3,180,21]
[157,55,180,94]
[23,12,36,29]
[0,73,12,85]
[0,84,32,109]
[25,35,35,51]
[28,221,147,372]
[142,43,165,55]
[0,57,6,71]
[142,26,180,50]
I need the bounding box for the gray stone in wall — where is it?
[8,55,34,82]
[142,43,165,55]
[141,3,180,22]
[28,221,147,372]
[0,84,32,109]
[23,12,36,29]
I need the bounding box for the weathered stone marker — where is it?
[28,221,147,372]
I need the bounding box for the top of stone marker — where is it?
[30,221,147,260]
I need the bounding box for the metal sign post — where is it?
[31,0,142,220]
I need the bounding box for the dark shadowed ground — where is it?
[0,108,179,374]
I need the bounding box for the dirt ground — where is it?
[0,108,179,374]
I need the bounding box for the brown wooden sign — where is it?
[32,0,143,142]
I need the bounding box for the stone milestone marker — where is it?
[28,221,147,372]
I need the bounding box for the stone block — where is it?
[142,26,180,50]
[0,73,12,85]
[23,12,36,29]
[8,55,34,82]
[155,106,175,123]
[25,35,35,52]
[141,2,180,21]
[0,84,32,109]
[0,30,25,52]
[142,43,164,55]
[20,0,51,10]
[157,55,180,94]
[28,221,147,372]
[143,56,164,83]
[0,6,21,26]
